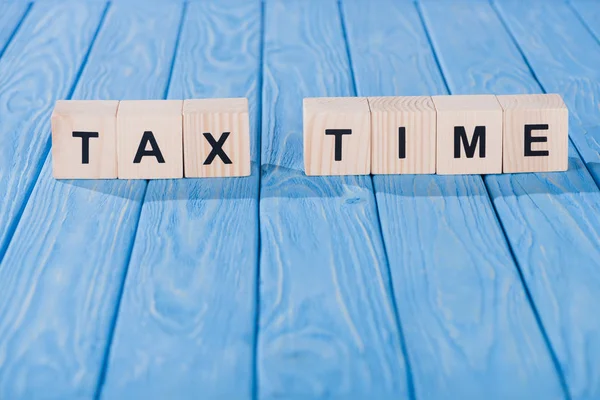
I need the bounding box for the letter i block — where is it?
[51,100,119,179]
[117,100,183,179]
[183,98,251,178]
[432,94,503,175]
[369,96,436,174]
[496,94,568,173]
[303,97,371,176]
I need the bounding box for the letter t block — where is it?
[51,100,119,179]
[303,97,371,176]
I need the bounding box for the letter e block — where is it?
[117,100,183,179]
[183,98,250,178]
[496,94,568,173]
[51,100,119,179]
[369,96,436,174]
[303,97,370,176]
[432,94,502,175]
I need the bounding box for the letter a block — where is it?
[433,95,502,175]
[117,100,183,179]
[369,96,436,174]
[496,94,568,173]
[303,97,370,176]
[183,98,251,178]
[51,100,119,179]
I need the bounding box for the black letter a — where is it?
[133,131,165,163]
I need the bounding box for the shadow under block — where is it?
[117,100,183,179]
[369,96,436,174]
[432,94,503,175]
[51,100,119,179]
[183,98,250,178]
[496,94,568,173]
[303,97,371,176]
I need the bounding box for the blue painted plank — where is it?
[257,0,409,398]
[484,1,600,398]
[0,3,30,58]
[0,3,183,398]
[342,0,565,398]
[100,1,261,398]
[569,1,600,44]
[0,2,106,260]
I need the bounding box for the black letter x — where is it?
[203,132,233,165]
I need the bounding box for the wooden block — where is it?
[496,94,568,173]
[51,100,119,179]
[183,98,250,178]
[432,94,503,175]
[117,100,183,179]
[303,97,370,176]
[369,96,436,174]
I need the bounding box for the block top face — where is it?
[432,94,501,112]
[303,97,369,114]
[496,93,567,110]
[368,96,435,113]
[53,100,119,116]
[118,100,183,115]
[183,98,248,113]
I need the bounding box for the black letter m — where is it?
[454,126,486,158]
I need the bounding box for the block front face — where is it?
[369,96,436,174]
[51,100,119,179]
[433,95,502,175]
[183,98,250,178]
[117,100,183,179]
[303,97,370,176]
[497,94,568,173]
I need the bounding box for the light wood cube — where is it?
[496,94,568,173]
[51,100,119,179]
[183,98,250,178]
[303,97,371,176]
[369,96,436,174]
[432,94,503,175]
[117,100,183,179]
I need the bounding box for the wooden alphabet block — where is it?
[117,100,183,179]
[183,98,250,178]
[369,96,436,174]
[51,100,119,179]
[432,94,503,175]
[496,94,568,173]
[303,97,370,176]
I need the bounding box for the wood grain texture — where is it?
[425,0,600,398]
[570,0,600,44]
[0,3,183,398]
[117,100,184,179]
[0,2,29,56]
[432,94,503,175]
[303,97,371,176]
[497,94,569,173]
[489,1,600,398]
[51,100,119,179]
[343,0,565,398]
[183,98,251,178]
[369,96,436,175]
[0,1,106,259]
[100,1,261,398]
[257,0,409,398]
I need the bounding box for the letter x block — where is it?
[432,94,503,175]
[51,100,119,179]
[303,97,371,176]
[497,94,568,173]
[183,98,251,178]
[117,100,183,179]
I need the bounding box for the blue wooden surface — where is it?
[0,0,598,399]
